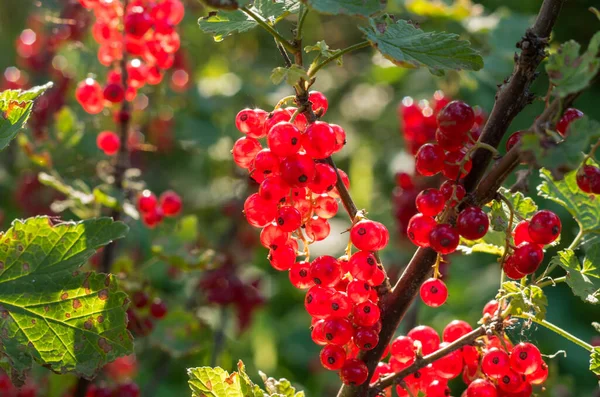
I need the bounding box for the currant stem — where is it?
[516,313,594,352]
[307,41,370,77]
[241,6,297,54]
[295,5,308,42]
[537,276,566,288]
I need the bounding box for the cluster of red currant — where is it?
[126,290,168,337]
[502,210,561,279]
[231,92,392,384]
[136,189,182,228]
[369,302,548,396]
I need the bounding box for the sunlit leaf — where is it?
[0,217,132,381]
[551,249,600,304]
[270,65,308,85]
[501,282,548,320]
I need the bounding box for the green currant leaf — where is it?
[550,248,600,304]
[359,17,483,75]
[259,371,304,397]
[198,1,299,41]
[490,188,538,232]
[270,65,308,85]
[538,157,600,233]
[304,0,385,17]
[305,41,343,66]
[523,117,600,179]
[187,360,265,397]
[0,83,52,151]
[590,347,600,376]
[500,282,548,320]
[546,31,600,98]
[0,217,132,381]
[457,229,506,256]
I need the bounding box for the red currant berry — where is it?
[76,78,104,114]
[407,325,440,355]
[503,256,526,280]
[251,149,280,184]
[370,362,392,385]
[512,220,533,246]
[528,210,561,244]
[314,196,339,219]
[352,300,380,327]
[103,82,125,103]
[481,347,511,379]
[276,206,302,232]
[309,163,338,194]
[327,291,352,318]
[232,137,262,169]
[330,123,346,152]
[442,320,472,342]
[280,153,316,187]
[483,300,500,317]
[577,165,600,194]
[350,220,388,251]
[289,261,315,289]
[305,217,331,242]
[346,280,371,303]
[443,149,472,180]
[415,143,445,176]
[309,256,341,287]
[465,379,497,397]
[512,242,544,274]
[354,327,379,350]
[339,359,369,385]
[433,342,463,379]
[96,131,120,155]
[243,193,276,228]
[132,291,149,308]
[138,190,157,213]
[267,122,301,157]
[302,121,336,159]
[305,286,334,318]
[323,317,354,345]
[429,224,459,254]
[436,128,467,151]
[268,243,296,270]
[142,207,164,228]
[260,224,290,248]
[311,319,327,345]
[149,298,167,319]
[556,107,584,136]
[236,108,268,138]
[159,190,182,216]
[415,188,446,216]
[526,361,548,385]
[505,131,524,152]
[439,181,465,205]
[407,214,436,248]
[309,91,328,115]
[396,172,415,190]
[498,369,525,393]
[457,207,489,240]
[259,175,289,203]
[437,101,475,137]
[329,168,350,198]
[510,342,542,375]
[420,278,448,307]
[320,344,346,370]
[390,335,416,364]
[425,379,450,397]
[348,250,378,281]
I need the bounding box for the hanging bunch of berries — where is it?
[231,91,393,385]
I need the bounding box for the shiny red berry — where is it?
[302,121,336,159]
[320,344,346,370]
[510,342,542,375]
[289,261,315,289]
[310,256,341,287]
[232,137,262,169]
[280,153,316,187]
[309,91,328,115]
[465,379,497,397]
[457,207,489,240]
[267,122,301,157]
[103,82,125,103]
[512,243,544,274]
[407,325,440,355]
[505,131,524,152]
[528,210,561,244]
[443,149,472,180]
[323,317,354,345]
[407,214,436,248]
[437,101,475,137]
[346,280,371,303]
[138,190,157,213]
[420,278,448,307]
[512,220,533,246]
[236,108,268,138]
[354,327,379,350]
[576,165,600,194]
[149,298,167,319]
[415,188,446,216]
[352,300,380,327]
[159,190,182,216]
[350,220,388,251]
[415,143,445,176]
[439,181,465,205]
[429,224,459,254]
[556,108,584,136]
[339,359,369,385]
[442,320,472,342]
[482,347,511,379]
[244,193,276,228]
[97,131,120,155]
[276,205,302,232]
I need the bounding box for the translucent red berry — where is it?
[267,122,301,157]
[236,108,268,138]
[556,107,584,135]
[415,143,445,176]
[97,131,120,155]
[505,131,523,152]
[330,123,346,152]
[309,163,338,194]
[407,214,437,248]
[346,280,371,303]
[276,205,302,232]
[576,165,600,194]
[528,210,561,244]
[339,359,368,385]
[289,261,315,289]
[465,379,497,397]
[352,300,380,327]
[407,325,440,355]
[436,128,467,151]
[76,78,104,114]
[526,361,548,385]
[323,317,354,345]
[503,255,526,280]
[251,149,280,184]
[429,224,459,254]
[259,175,289,202]
[309,91,328,116]
[280,153,316,187]
[437,101,475,137]
[138,190,157,213]
[309,256,341,287]
[244,193,276,228]
[350,220,388,251]
[457,207,489,240]
[498,369,525,393]
[482,347,511,379]
[512,220,533,246]
[143,207,164,228]
[348,250,378,281]
[232,137,262,169]
[159,190,182,216]
[510,342,542,375]
[302,121,336,159]
[442,320,472,342]
[103,82,125,103]
[512,242,544,274]
[314,196,339,219]
[354,327,379,350]
[420,278,448,307]
[390,335,416,364]
[305,286,335,318]
[425,379,450,397]
[439,181,465,205]
[433,342,463,379]
[320,344,346,370]
[415,188,446,216]
[443,149,472,180]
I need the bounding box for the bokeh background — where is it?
[0,0,599,395]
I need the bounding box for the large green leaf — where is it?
[551,249,600,304]
[546,32,600,98]
[523,117,600,178]
[0,83,52,151]
[360,17,483,75]
[199,0,299,41]
[490,187,538,232]
[0,217,132,380]
[304,0,385,17]
[500,282,547,320]
[188,361,263,397]
[538,161,600,233]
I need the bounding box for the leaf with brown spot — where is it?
[0,217,131,381]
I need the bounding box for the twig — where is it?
[307,41,370,77]
[368,325,488,394]
[241,6,297,54]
